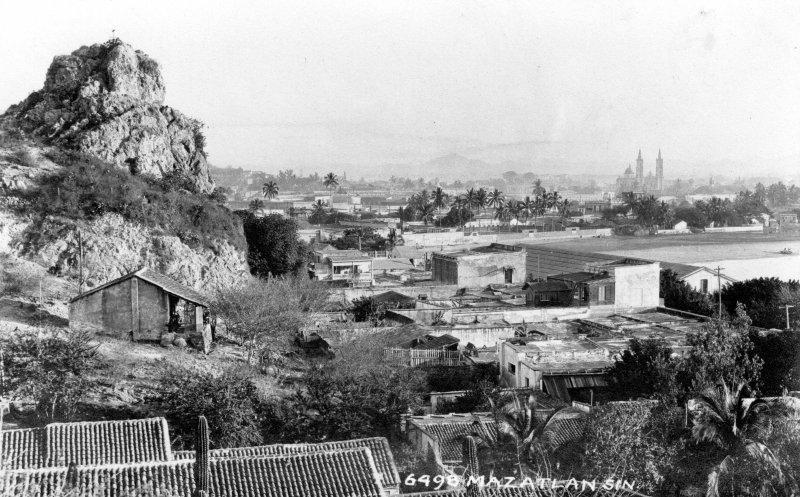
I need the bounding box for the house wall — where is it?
[613,263,660,308]
[682,270,730,294]
[69,281,133,336]
[431,256,459,285]
[433,249,526,287]
[137,279,169,340]
[454,251,526,287]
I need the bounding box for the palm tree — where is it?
[692,382,796,497]
[323,172,339,209]
[521,196,536,226]
[468,391,567,478]
[261,181,279,200]
[487,189,505,232]
[476,188,488,230]
[309,199,327,225]
[507,199,523,229]
[432,187,449,226]
[559,198,572,223]
[452,194,469,229]
[531,195,546,230]
[248,199,265,213]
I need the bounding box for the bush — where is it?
[0,328,99,423]
[14,150,246,251]
[156,363,266,449]
[240,213,308,277]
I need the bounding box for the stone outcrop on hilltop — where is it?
[0,144,248,291]
[2,39,213,193]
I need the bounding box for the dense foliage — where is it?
[606,338,680,403]
[721,277,800,330]
[17,150,245,250]
[331,227,388,252]
[157,363,266,449]
[660,269,714,316]
[239,213,309,277]
[570,402,686,495]
[0,329,99,423]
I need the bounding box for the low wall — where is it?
[525,228,612,241]
[449,304,621,325]
[332,284,461,302]
[704,225,764,233]
[427,324,517,348]
[656,229,692,235]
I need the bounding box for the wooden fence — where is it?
[383,348,463,367]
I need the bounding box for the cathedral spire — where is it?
[657,149,662,160]
[637,149,642,160]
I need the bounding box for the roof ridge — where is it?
[45,416,167,428]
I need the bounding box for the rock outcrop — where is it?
[2,39,213,193]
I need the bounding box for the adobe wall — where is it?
[614,263,661,308]
[136,279,168,340]
[69,281,133,336]
[446,250,527,287]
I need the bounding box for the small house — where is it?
[69,268,208,341]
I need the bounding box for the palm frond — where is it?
[706,454,734,497]
[743,440,786,485]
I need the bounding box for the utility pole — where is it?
[786,305,795,330]
[715,266,724,319]
[77,230,84,294]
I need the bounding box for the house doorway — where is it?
[504,268,513,284]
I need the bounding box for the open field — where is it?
[520,232,800,281]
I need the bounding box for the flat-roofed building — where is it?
[431,243,526,287]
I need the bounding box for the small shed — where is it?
[69,268,209,341]
[523,280,574,307]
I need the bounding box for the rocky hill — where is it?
[0,40,248,293]
[1,39,213,193]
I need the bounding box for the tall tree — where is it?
[242,213,308,277]
[323,172,339,209]
[432,187,449,226]
[691,382,797,497]
[248,198,265,213]
[261,181,279,200]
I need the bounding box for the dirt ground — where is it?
[0,254,292,425]
[519,231,800,263]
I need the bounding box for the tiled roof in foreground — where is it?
[2,418,172,470]
[2,448,385,497]
[173,437,400,489]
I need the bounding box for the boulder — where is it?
[173,336,187,348]
[160,332,175,348]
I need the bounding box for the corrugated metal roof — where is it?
[524,246,622,278]
[543,374,608,402]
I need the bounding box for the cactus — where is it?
[193,416,210,497]
[462,435,480,488]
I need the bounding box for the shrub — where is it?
[0,328,99,423]
[14,150,246,251]
[156,362,266,449]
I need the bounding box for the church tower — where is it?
[655,149,664,192]
[635,149,644,188]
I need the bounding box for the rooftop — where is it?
[2,417,171,470]
[2,449,385,497]
[69,268,208,306]
[172,437,400,489]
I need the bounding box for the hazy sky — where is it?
[2,1,799,178]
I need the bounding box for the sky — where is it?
[1,1,799,180]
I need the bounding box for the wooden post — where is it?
[130,278,139,340]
